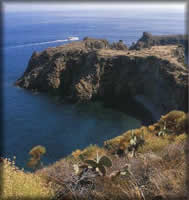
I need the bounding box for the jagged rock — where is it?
[15,37,188,121]
[111,40,128,50]
[171,45,186,65]
[130,32,187,50]
[83,37,110,50]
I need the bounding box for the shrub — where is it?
[78,145,106,161]
[138,135,170,153]
[72,149,82,159]
[29,145,46,159]
[160,110,188,134]
[27,145,46,170]
[148,125,155,131]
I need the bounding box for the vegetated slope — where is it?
[15,35,188,121]
[37,110,188,200]
[2,110,188,199]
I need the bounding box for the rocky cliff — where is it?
[15,37,188,122]
[130,32,187,50]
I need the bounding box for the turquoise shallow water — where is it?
[3,3,185,168]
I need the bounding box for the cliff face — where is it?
[15,37,188,121]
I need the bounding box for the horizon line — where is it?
[3,2,185,12]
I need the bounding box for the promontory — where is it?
[15,33,188,122]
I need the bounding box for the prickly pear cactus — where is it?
[84,160,98,168]
[130,136,137,146]
[99,156,112,167]
[84,153,112,176]
[128,130,145,157]
[157,121,169,136]
[98,164,106,176]
[129,130,137,146]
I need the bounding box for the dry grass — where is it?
[37,137,187,200]
[0,158,54,200]
[39,140,187,200]
[37,110,188,200]
[98,45,183,66]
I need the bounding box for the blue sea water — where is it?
[3,3,185,169]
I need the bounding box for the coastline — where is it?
[15,34,188,125]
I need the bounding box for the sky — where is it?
[3,2,186,12]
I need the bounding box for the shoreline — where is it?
[15,34,188,125]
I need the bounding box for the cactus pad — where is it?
[99,156,112,167]
[84,160,98,168]
[98,165,106,176]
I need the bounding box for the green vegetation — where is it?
[2,110,188,200]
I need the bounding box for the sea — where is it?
[3,3,185,169]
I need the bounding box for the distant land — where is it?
[15,32,188,123]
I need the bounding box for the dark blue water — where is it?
[3,3,185,169]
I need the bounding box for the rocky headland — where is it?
[130,32,187,50]
[15,33,188,122]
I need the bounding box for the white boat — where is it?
[67,37,79,41]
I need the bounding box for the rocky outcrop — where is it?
[15,37,188,122]
[110,40,128,51]
[130,32,187,50]
[171,45,187,65]
[83,37,111,50]
[83,37,128,51]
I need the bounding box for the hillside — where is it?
[2,110,188,200]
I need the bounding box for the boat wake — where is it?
[5,37,79,49]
